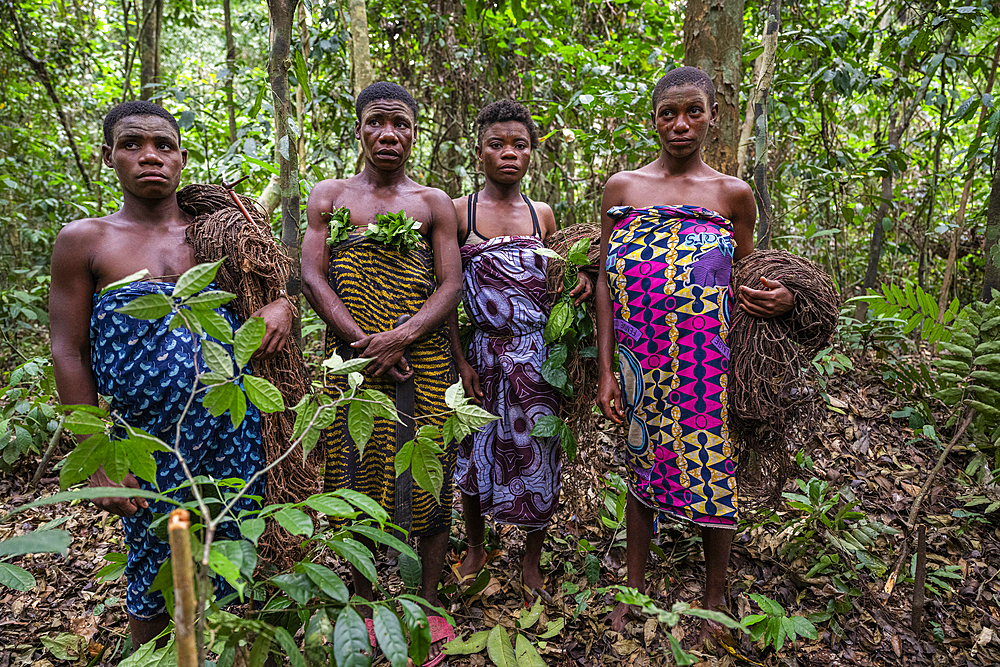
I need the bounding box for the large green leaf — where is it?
[346,524,418,561]
[244,375,285,413]
[305,494,358,519]
[333,489,389,523]
[0,530,71,558]
[203,382,239,418]
[486,626,516,667]
[329,538,377,583]
[63,410,107,435]
[201,339,235,377]
[0,563,35,591]
[103,439,130,483]
[456,403,500,430]
[272,626,306,667]
[271,572,317,606]
[59,434,110,488]
[348,400,375,456]
[274,507,314,537]
[173,259,225,299]
[299,562,349,603]
[410,437,444,503]
[399,599,429,665]
[442,630,489,655]
[194,308,235,344]
[514,634,546,667]
[234,317,265,369]
[115,293,173,320]
[333,606,372,667]
[372,606,408,667]
[185,290,235,310]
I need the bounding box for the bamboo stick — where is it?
[169,509,198,667]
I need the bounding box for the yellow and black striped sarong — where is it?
[323,231,456,536]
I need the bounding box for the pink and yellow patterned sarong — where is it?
[606,205,738,528]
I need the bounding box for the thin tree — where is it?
[683,0,744,176]
[856,23,954,319]
[267,0,302,335]
[940,39,1000,315]
[349,0,373,172]
[6,2,92,190]
[224,0,237,144]
[138,0,162,101]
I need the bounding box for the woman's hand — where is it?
[250,299,294,360]
[456,359,483,405]
[567,271,595,306]
[596,373,624,424]
[351,329,414,383]
[88,468,149,516]
[738,276,794,318]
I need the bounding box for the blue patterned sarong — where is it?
[90,281,265,619]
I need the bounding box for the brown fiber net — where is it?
[544,223,602,435]
[178,184,319,569]
[729,250,840,511]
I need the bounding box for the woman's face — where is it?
[477,121,532,185]
[651,84,718,159]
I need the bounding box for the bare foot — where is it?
[695,616,732,656]
[446,545,487,585]
[521,556,544,591]
[420,600,453,665]
[606,601,634,633]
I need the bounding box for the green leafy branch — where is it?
[365,210,422,251]
[327,206,352,245]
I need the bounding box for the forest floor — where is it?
[1,357,999,667]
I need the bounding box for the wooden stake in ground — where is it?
[169,509,198,667]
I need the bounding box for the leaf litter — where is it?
[2,358,1000,666]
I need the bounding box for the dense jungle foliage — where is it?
[3,0,1000,665]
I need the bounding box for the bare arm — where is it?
[729,180,794,318]
[49,220,148,515]
[595,176,624,424]
[301,180,368,344]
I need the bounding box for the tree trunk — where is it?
[981,137,1000,300]
[683,0,743,176]
[7,3,91,189]
[138,0,162,101]
[944,39,1000,310]
[349,0,374,173]
[267,0,301,339]
[737,0,781,179]
[223,0,237,144]
[297,2,309,176]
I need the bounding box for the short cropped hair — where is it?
[475,100,539,150]
[355,81,418,120]
[103,100,180,146]
[652,66,716,110]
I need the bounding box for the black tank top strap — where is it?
[460,193,475,245]
[521,193,541,238]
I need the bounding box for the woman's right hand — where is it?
[88,467,149,517]
[597,373,624,424]
[457,359,484,405]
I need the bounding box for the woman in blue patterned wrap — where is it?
[49,101,295,647]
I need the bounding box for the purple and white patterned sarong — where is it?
[456,236,561,529]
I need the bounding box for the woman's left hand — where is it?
[738,276,794,318]
[568,271,595,305]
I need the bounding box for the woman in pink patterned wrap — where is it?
[595,67,795,638]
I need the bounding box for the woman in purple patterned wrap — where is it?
[446,101,592,594]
